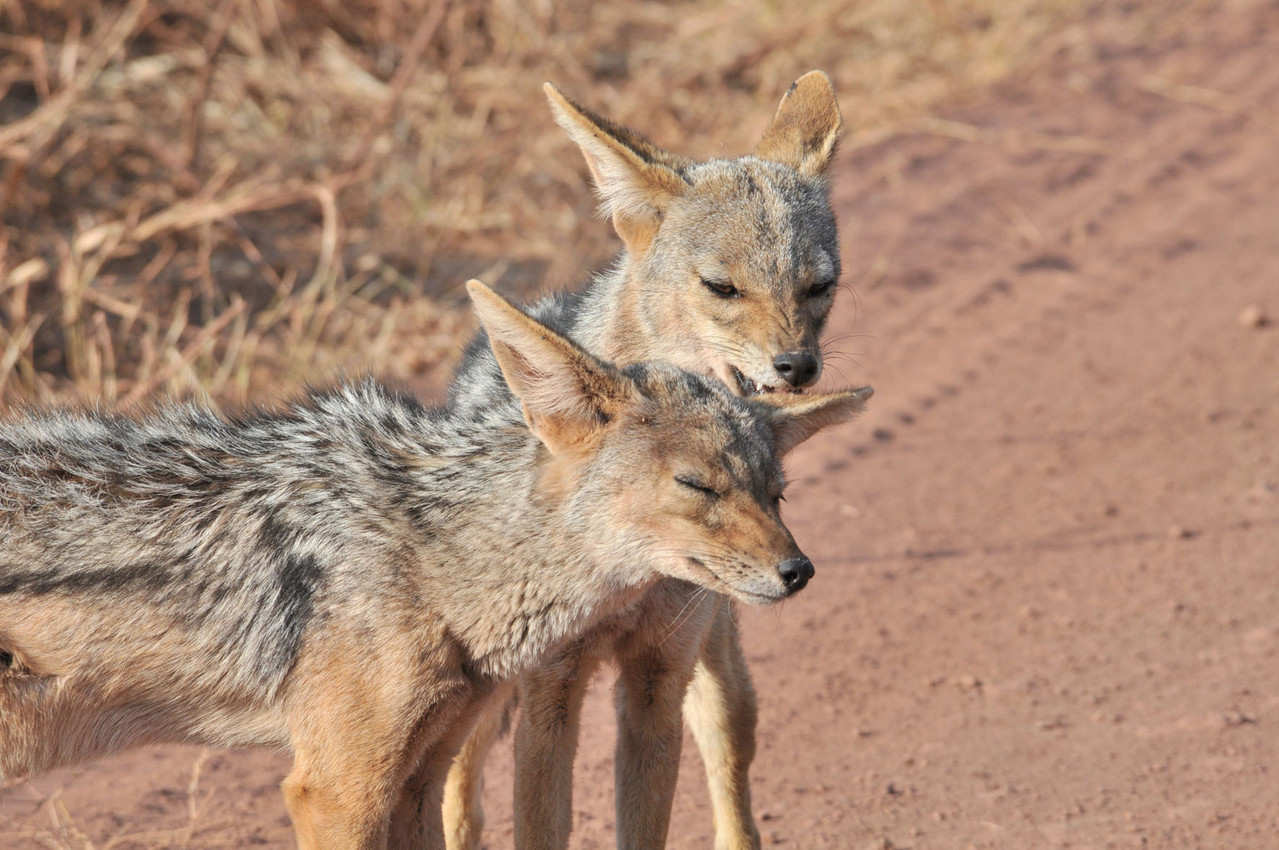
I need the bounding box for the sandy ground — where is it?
[3,2,1277,848]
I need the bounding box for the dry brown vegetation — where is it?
[0,0,1086,408]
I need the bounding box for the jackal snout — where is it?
[679,507,808,605]
[725,329,824,398]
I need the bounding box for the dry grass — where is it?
[0,0,1088,408]
[0,750,239,850]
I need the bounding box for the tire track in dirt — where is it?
[818,1,1279,468]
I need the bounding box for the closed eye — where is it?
[676,475,721,498]
[808,278,836,297]
[701,278,739,298]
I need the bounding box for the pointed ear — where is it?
[754,70,843,177]
[544,82,690,254]
[466,280,631,453]
[759,387,872,456]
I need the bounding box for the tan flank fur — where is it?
[443,72,850,850]
[0,281,869,850]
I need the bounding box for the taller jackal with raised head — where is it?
[445,72,849,850]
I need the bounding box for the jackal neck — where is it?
[572,259,653,367]
[415,423,653,681]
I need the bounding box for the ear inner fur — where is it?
[753,70,843,177]
[758,386,873,456]
[543,83,690,254]
[466,280,628,454]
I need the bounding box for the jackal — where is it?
[444,73,849,850]
[0,281,868,850]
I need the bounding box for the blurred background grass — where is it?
[0,0,1090,408]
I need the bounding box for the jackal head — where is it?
[468,280,871,604]
[546,71,844,398]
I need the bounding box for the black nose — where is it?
[778,557,814,594]
[772,351,820,387]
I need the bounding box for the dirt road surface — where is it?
[3,2,1277,848]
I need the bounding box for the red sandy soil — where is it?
[4,2,1277,848]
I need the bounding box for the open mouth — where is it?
[729,366,802,397]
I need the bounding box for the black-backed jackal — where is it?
[0,281,869,850]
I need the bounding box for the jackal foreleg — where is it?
[612,589,713,850]
[512,647,599,850]
[683,600,762,850]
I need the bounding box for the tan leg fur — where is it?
[440,681,515,850]
[513,647,602,850]
[684,601,762,850]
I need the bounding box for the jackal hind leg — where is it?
[405,679,516,850]
[613,586,717,850]
[512,646,600,850]
[683,599,762,850]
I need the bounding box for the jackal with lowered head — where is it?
[444,72,851,850]
[0,281,869,850]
